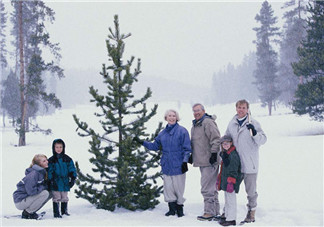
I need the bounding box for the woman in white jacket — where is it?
[225,99,267,224]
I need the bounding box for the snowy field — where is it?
[1,101,323,226]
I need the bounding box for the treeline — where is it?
[212,0,323,120]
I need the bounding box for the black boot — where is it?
[21,210,38,219]
[53,202,62,218]
[176,204,184,217]
[61,202,70,216]
[165,202,177,216]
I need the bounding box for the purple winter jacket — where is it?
[13,164,47,203]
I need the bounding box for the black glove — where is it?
[133,137,144,145]
[247,124,257,136]
[220,152,230,167]
[69,177,76,188]
[209,153,217,165]
[181,162,188,173]
[188,154,193,164]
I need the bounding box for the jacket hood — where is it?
[52,138,66,156]
[25,164,46,175]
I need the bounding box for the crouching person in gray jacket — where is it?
[13,154,52,219]
[225,100,267,224]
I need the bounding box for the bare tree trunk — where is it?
[18,1,26,146]
[268,101,272,116]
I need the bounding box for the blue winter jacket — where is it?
[143,123,192,176]
[13,164,47,203]
[48,139,77,191]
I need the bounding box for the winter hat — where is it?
[220,135,232,144]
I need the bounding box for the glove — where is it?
[246,124,257,136]
[226,183,234,193]
[209,153,217,165]
[69,177,76,188]
[132,137,144,145]
[188,154,193,164]
[220,152,230,167]
[181,162,188,173]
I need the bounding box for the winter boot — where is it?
[21,210,38,219]
[165,202,177,216]
[61,202,70,216]
[53,202,62,218]
[176,204,184,217]
[243,210,255,223]
[220,220,236,226]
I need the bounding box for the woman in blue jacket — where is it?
[133,109,192,217]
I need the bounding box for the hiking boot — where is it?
[243,210,255,223]
[197,213,214,221]
[176,204,184,217]
[220,220,236,226]
[214,213,226,221]
[165,202,177,216]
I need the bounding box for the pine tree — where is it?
[1,70,20,125]
[73,15,163,211]
[10,1,63,145]
[0,0,7,71]
[253,1,281,115]
[278,0,308,105]
[292,1,324,121]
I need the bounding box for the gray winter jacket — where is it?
[191,114,221,167]
[225,115,267,174]
[13,164,47,203]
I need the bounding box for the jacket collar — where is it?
[226,145,236,155]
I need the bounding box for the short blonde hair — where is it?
[164,109,180,121]
[30,154,47,168]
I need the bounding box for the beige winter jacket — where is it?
[225,114,267,174]
[191,115,221,167]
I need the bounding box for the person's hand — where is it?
[247,124,257,136]
[209,153,217,165]
[181,162,188,173]
[220,152,230,167]
[188,154,193,164]
[69,177,76,188]
[226,183,234,193]
[132,137,143,145]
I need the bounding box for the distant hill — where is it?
[56,68,211,108]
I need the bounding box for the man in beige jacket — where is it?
[190,103,221,221]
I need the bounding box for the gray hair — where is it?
[164,109,180,121]
[192,103,205,111]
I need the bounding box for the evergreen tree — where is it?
[278,0,308,105]
[73,15,163,211]
[10,1,63,145]
[292,1,324,121]
[253,1,281,115]
[1,70,20,125]
[0,0,7,71]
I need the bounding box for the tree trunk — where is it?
[268,101,272,116]
[18,1,26,146]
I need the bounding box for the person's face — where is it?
[166,111,177,125]
[39,157,48,168]
[55,143,63,154]
[193,105,205,121]
[222,141,232,150]
[236,103,248,119]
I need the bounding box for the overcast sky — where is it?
[4,1,286,87]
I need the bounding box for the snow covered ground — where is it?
[1,102,323,226]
